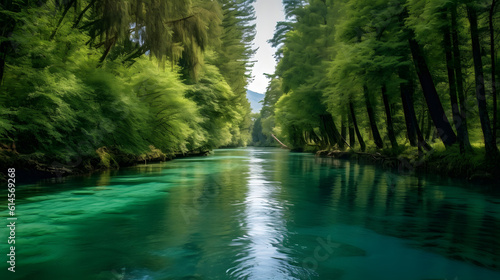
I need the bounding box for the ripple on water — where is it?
[5,148,500,280]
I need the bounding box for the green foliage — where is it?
[0,0,256,168]
[262,0,499,163]
[186,58,241,149]
[212,0,256,147]
[252,77,284,146]
[129,58,202,154]
[0,109,13,142]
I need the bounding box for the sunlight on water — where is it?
[1,148,499,280]
[227,149,298,279]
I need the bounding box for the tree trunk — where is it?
[50,0,77,39]
[408,35,457,146]
[0,0,18,85]
[349,102,366,152]
[73,0,99,28]
[451,5,473,152]
[348,108,356,148]
[414,95,431,151]
[425,111,432,141]
[0,40,9,85]
[399,66,417,146]
[319,114,341,148]
[443,10,467,153]
[490,0,498,142]
[467,5,499,157]
[363,85,384,148]
[98,37,117,65]
[405,70,431,151]
[289,125,305,150]
[382,84,398,149]
[340,113,347,150]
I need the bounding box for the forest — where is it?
[0,0,256,175]
[252,0,500,176]
[1,2,500,279]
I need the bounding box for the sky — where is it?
[247,0,286,94]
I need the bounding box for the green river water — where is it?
[1,147,500,279]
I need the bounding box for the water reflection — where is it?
[312,157,500,272]
[227,149,297,279]
[1,148,500,280]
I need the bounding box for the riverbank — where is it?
[316,146,499,184]
[0,146,210,184]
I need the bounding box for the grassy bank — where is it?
[316,144,499,184]
[0,146,209,184]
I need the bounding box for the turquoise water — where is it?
[1,147,500,279]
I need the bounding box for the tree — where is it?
[467,2,499,157]
[489,0,498,141]
[212,0,257,147]
[0,0,257,167]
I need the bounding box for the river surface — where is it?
[1,148,500,280]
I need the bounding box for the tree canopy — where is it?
[0,0,256,168]
[258,0,499,161]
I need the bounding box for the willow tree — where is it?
[0,0,257,163]
[56,0,222,76]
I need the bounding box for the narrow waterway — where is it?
[1,148,499,279]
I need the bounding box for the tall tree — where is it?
[490,0,498,141]
[364,85,384,148]
[349,102,366,152]
[213,0,256,146]
[467,3,499,157]
[408,33,457,147]
[442,8,469,152]
[382,84,398,149]
[450,3,473,152]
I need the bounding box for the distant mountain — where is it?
[247,90,265,113]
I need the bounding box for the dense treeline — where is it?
[254,0,499,163]
[0,0,255,169]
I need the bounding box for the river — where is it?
[1,147,499,279]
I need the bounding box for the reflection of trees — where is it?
[270,153,500,271]
[270,152,500,271]
[110,149,500,275]
[324,162,500,270]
